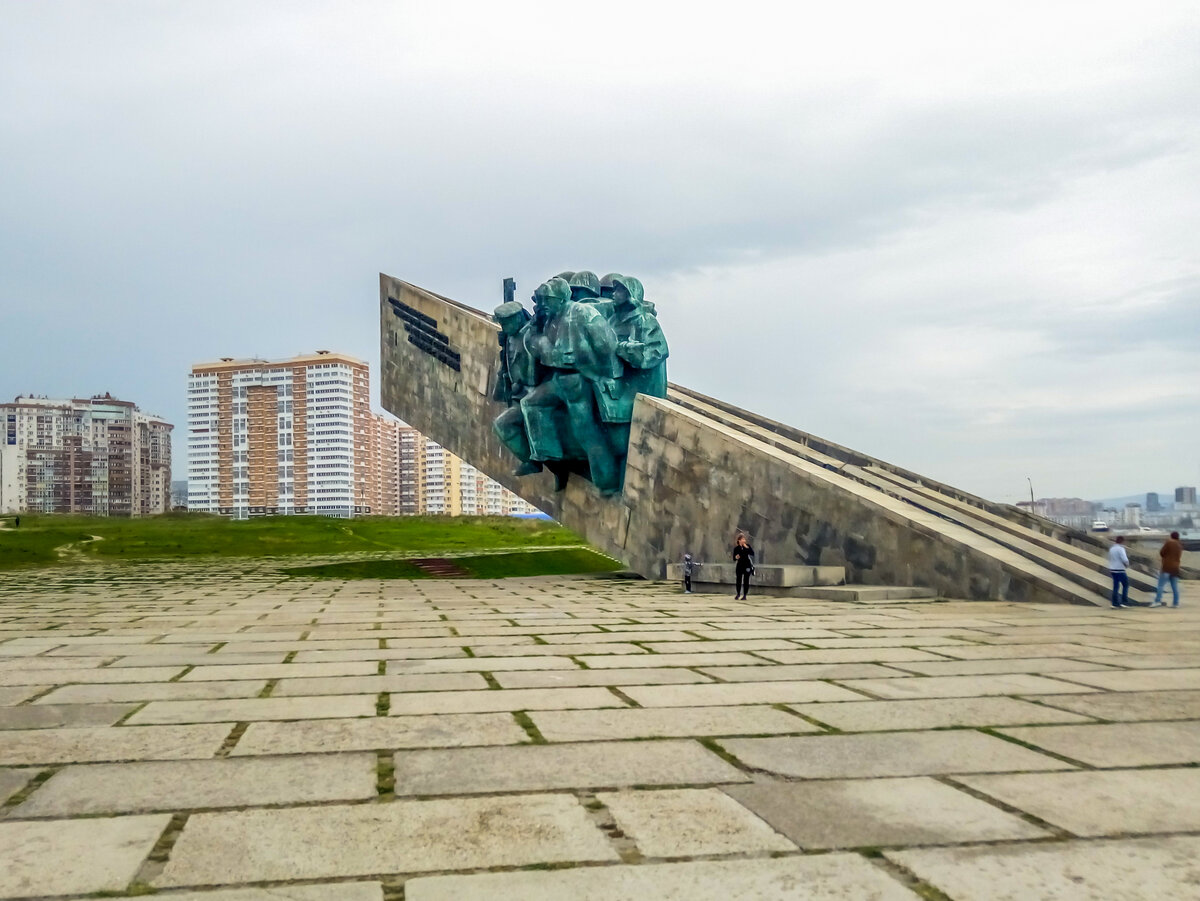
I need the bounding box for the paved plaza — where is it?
[1,560,1198,899]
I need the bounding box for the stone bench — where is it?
[665,563,845,594]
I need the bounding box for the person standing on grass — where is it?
[732,534,755,600]
[1151,531,1183,608]
[1107,536,1131,608]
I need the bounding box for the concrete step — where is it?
[790,586,940,603]
[665,563,845,588]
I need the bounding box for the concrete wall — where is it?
[379,276,1082,603]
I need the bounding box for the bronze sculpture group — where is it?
[492,270,669,494]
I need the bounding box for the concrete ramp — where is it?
[380,275,1153,606]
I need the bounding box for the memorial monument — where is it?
[380,272,1163,605]
[491,273,668,494]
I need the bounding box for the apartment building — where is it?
[187,351,374,518]
[0,394,172,516]
[410,432,538,516]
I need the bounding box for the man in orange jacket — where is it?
[1150,531,1184,607]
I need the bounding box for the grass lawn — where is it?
[281,547,623,580]
[0,513,582,569]
[0,527,99,567]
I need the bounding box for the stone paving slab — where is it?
[0,664,186,685]
[231,713,529,754]
[998,721,1200,766]
[1030,688,1200,721]
[0,701,137,729]
[110,653,290,667]
[1043,667,1200,692]
[404,854,921,900]
[392,740,749,795]
[156,795,618,886]
[530,705,819,741]
[698,662,912,681]
[0,656,112,669]
[719,730,1075,778]
[293,647,467,662]
[151,885,384,900]
[182,662,381,682]
[127,694,377,725]
[0,723,233,765]
[0,767,35,803]
[0,813,170,898]
[835,673,1100,699]
[598,788,797,856]
[575,652,768,668]
[33,679,270,704]
[891,657,1123,676]
[619,680,866,706]
[888,835,1200,901]
[753,647,954,664]
[929,642,1121,659]
[642,638,800,653]
[725,776,1048,848]
[271,673,487,696]
[388,686,625,715]
[466,642,652,657]
[956,768,1200,835]
[0,685,50,705]
[15,752,378,816]
[386,656,581,674]
[493,667,712,688]
[789,696,1095,731]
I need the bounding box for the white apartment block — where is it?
[187,351,372,519]
[0,394,172,516]
[412,433,539,516]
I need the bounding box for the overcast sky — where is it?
[2,1,1197,503]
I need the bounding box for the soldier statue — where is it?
[491,300,542,476]
[595,274,669,450]
[490,270,668,495]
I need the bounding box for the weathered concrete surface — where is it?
[0,814,170,898]
[405,856,922,900]
[156,796,619,886]
[598,788,797,856]
[889,836,1200,901]
[725,777,1048,848]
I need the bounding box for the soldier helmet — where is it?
[534,277,572,304]
[598,273,622,298]
[611,274,644,303]
[568,270,601,300]
[554,271,576,281]
[493,301,529,323]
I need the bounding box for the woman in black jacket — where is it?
[732,534,755,600]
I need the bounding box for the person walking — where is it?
[1107,536,1131,608]
[732,534,755,600]
[681,552,699,594]
[1150,531,1183,608]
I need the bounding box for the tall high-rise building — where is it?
[1176,486,1197,506]
[1146,492,1161,513]
[0,394,172,516]
[187,352,372,518]
[397,427,420,514]
[408,433,538,516]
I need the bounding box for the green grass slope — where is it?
[0,513,581,569]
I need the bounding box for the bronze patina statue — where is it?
[492,271,669,494]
